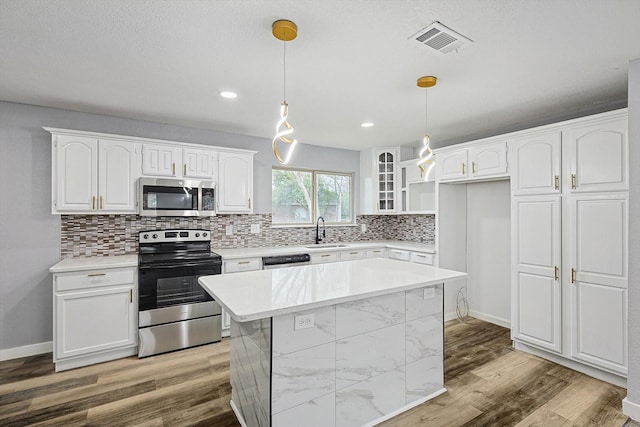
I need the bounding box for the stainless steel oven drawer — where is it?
[138,315,221,358]
[138,301,221,328]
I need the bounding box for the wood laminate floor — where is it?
[0,318,630,426]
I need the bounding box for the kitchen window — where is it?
[272,167,354,225]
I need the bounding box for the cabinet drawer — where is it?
[387,249,410,261]
[366,248,387,258]
[224,258,261,273]
[411,252,434,265]
[311,252,340,264]
[55,268,135,292]
[340,250,365,261]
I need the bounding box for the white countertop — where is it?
[199,258,465,322]
[213,240,435,260]
[49,255,138,273]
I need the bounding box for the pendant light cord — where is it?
[283,40,287,102]
[424,87,428,134]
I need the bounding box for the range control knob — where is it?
[143,234,149,240]
[152,233,158,239]
[202,232,208,237]
[195,233,200,237]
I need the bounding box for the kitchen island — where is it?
[199,258,466,427]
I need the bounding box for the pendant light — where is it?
[416,76,437,181]
[272,19,298,165]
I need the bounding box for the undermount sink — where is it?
[304,244,348,249]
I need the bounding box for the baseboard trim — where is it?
[623,397,640,421]
[230,400,248,427]
[468,310,511,328]
[0,341,53,362]
[363,387,447,427]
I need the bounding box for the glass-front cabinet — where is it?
[376,149,396,212]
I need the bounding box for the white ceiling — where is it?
[1,0,639,150]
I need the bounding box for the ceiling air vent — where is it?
[410,21,472,54]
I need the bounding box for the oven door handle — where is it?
[139,262,220,270]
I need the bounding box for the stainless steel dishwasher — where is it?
[262,253,311,269]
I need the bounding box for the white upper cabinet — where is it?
[218,151,254,213]
[469,142,507,178]
[569,194,628,374]
[52,132,138,214]
[567,117,628,193]
[375,148,398,212]
[436,141,507,183]
[510,131,562,195]
[98,139,137,212]
[436,148,469,182]
[142,143,181,177]
[55,135,98,212]
[511,196,562,353]
[183,148,217,179]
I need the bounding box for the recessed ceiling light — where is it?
[219,91,238,99]
[361,122,374,128]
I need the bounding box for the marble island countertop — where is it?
[199,258,465,322]
[212,240,435,259]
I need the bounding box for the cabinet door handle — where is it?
[248,198,251,209]
[184,163,187,176]
[87,273,106,277]
[571,268,576,284]
[472,161,476,174]
[92,196,96,210]
[571,173,577,189]
[462,163,466,174]
[172,163,176,176]
[130,289,133,303]
[554,266,559,281]
[554,175,559,190]
[99,195,103,210]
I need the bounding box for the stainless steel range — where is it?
[137,229,222,357]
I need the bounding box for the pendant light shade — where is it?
[272,20,298,165]
[416,76,436,181]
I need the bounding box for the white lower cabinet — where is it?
[366,248,387,258]
[511,196,562,353]
[53,267,137,371]
[387,249,410,261]
[569,194,627,374]
[340,249,365,261]
[311,252,340,264]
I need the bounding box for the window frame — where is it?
[272,166,355,226]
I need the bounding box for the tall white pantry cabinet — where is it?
[510,109,628,381]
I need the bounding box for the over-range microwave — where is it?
[138,178,216,217]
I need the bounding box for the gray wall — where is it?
[0,101,359,351]
[626,58,640,407]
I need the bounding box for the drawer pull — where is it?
[416,254,426,258]
[372,250,381,253]
[349,251,358,255]
[87,273,106,277]
[237,261,251,265]
[321,254,332,258]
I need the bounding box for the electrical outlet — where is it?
[251,224,261,234]
[294,313,315,330]
[361,223,367,232]
[225,225,233,236]
[423,288,435,299]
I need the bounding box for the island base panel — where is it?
[229,283,444,427]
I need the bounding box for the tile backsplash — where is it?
[60,214,435,258]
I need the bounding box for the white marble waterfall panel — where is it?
[230,320,271,427]
[336,291,405,339]
[335,367,406,427]
[272,305,336,356]
[272,392,336,427]
[405,354,443,404]
[272,341,336,414]
[406,284,443,321]
[335,323,405,390]
[406,313,443,364]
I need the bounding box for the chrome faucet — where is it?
[315,216,326,244]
